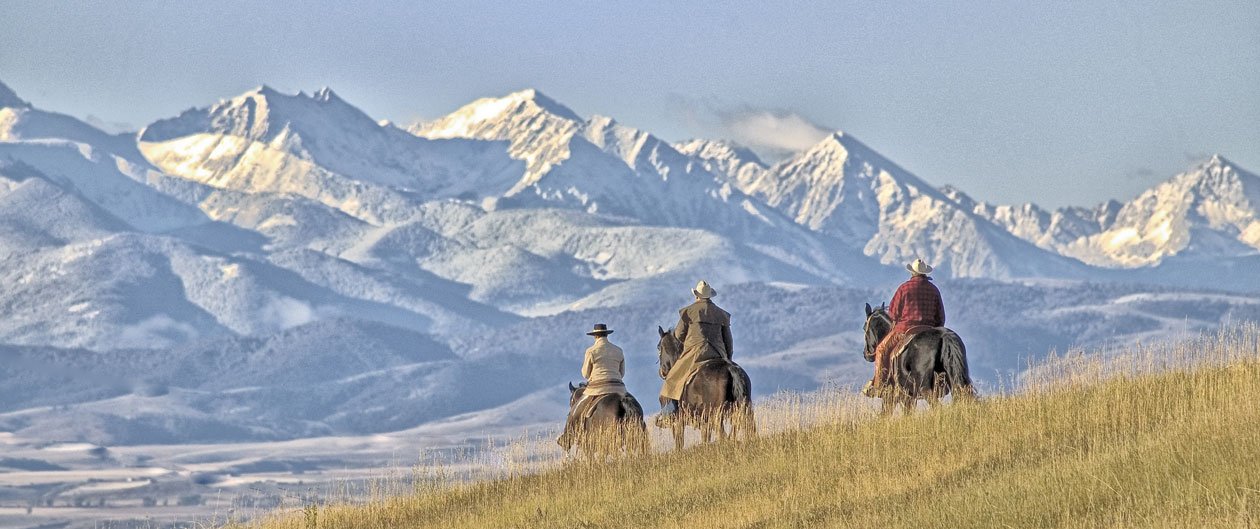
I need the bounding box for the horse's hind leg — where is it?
[928,373,947,408]
[631,423,649,455]
[700,410,714,443]
[879,396,896,417]
[733,403,756,439]
[900,394,916,415]
[716,409,730,442]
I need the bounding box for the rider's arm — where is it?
[888,284,908,323]
[673,311,689,343]
[581,347,595,380]
[936,288,946,326]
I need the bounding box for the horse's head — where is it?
[568,381,582,407]
[863,302,892,362]
[657,325,682,379]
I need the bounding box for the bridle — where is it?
[863,308,891,360]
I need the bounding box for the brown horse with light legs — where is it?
[560,383,648,459]
[656,326,755,450]
[863,303,976,415]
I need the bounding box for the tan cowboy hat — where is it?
[692,280,717,299]
[585,323,614,336]
[906,258,933,275]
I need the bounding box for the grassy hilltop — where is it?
[240,327,1260,528]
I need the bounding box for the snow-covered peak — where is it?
[411,89,582,141]
[0,83,144,160]
[674,138,767,190]
[312,86,342,103]
[1131,154,1257,227]
[508,89,581,121]
[939,185,978,211]
[0,80,30,109]
[580,114,668,169]
[406,89,589,185]
[732,129,1089,278]
[756,130,938,200]
[1178,154,1250,194]
[999,155,1260,267]
[674,138,765,168]
[795,132,912,175]
[140,84,380,145]
[137,86,523,208]
[779,131,862,173]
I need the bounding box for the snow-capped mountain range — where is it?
[2,77,1259,448]
[942,156,1260,268]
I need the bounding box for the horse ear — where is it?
[865,303,872,316]
[881,302,887,310]
[658,325,666,337]
[568,382,576,393]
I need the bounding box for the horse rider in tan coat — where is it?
[559,323,626,445]
[658,280,732,419]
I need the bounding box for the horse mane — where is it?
[872,304,895,323]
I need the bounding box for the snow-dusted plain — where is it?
[2,80,1259,527]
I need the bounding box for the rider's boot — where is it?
[654,399,679,428]
[862,378,878,397]
[557,408,579,450]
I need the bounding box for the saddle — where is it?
[889,325,935,359]
[679,357,739,396]
[571,391,622,422]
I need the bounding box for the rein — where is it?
[863,308,892,359]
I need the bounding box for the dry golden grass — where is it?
[235,325,1260,528]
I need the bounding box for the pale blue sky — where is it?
[2,1,1256,208]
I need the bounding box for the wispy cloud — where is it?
[1183,151,1212,163]
[1124,167,1154,180]
[667,95,833,160]
[717,107,831,156]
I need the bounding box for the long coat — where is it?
[582,337,626,396]
[660,299,732,400]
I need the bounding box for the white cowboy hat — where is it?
[906,258,933,275]
[692,280,717,299]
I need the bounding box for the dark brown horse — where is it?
[656,326,755,450]
[862,303,976,415]
[560,383,648,459]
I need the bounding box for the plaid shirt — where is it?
[889,276,945,333]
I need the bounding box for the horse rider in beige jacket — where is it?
[559,323,626,445]
[581,323,627,397]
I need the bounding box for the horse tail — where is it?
[940,330,976,401]
[619,393,649,454]
[726,363,757,438]
[619,393,645,421]
[727,364,751,404]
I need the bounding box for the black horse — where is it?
[560,383,648,459]
[657,327,755,449]
[863,303,976,415]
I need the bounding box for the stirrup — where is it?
[654,400,679,428]
[862,380,883,398]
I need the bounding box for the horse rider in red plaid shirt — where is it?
[864,258,946,396]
